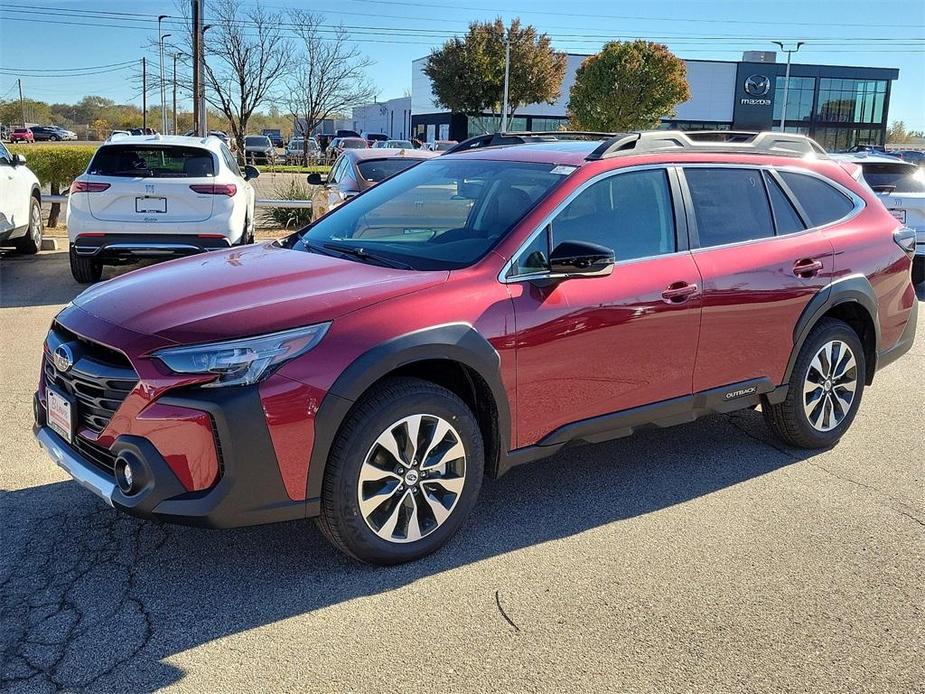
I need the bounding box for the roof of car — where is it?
[343,148,438,162]
[103,134,225,150]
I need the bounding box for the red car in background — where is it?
[34,130,918,564]
[11,127,34,143]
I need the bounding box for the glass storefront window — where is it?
[816,79,886,124]
[773,76,815,122]
[467,115,527,137]
[530,117,568,132]
[814,127,882,152]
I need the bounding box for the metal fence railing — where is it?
[43,195,311,209]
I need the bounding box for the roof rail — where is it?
[443,130,617,155]
[586,130,827,160]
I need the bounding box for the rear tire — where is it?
[69,244,103,284]
[317,377,484,565]
[14,196,42,255]
[763,318,865,449]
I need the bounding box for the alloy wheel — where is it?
[357,413,466,543]
[30,202,43,245]
[803,339,858,432]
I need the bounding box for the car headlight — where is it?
[154,323,330,388]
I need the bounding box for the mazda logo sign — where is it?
[53,343,75,373]
[744,74,771,97]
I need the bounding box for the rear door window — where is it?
[684,168,774,247]
[89,145,215,178]
[779,171,855,227]
[357,158,422,182]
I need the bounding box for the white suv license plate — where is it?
[46,386,75,443]
[135,196,167,214]
[889,209,906,224]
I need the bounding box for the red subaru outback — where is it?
[34,131,918,564]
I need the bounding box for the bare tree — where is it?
[285,11,377,159]
[199,0,289,152]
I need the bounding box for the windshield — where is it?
[357,158,423,182]
[288,159,566,270]
[862,164,925,193]
[246,136,270,147]
[386,141,413,149]
[89,145,214,178]
[340,139,366,149]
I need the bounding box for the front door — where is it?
[507,167,703,448]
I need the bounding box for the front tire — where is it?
[317,377,484,565]
[14,196,43,254]
[69,244,102,284]
[764,318,865,448]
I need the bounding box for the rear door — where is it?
[681,166,839,392]
[86,144,215,225]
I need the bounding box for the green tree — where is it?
[567,40,690,132]
[423,18,567,132]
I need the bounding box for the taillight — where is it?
[189,184,237,197]
[70,181,111,194]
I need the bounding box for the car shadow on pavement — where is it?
[1,408,820,692]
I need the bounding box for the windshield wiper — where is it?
[322,242,414,270]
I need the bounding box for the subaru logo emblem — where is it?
[744,74,771,97]
[53,343,74,373]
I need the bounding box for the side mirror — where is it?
[12,153,26,166]
[306,172,324,185]
[548,240,614,278]
[243,165,260,181]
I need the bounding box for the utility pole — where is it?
[191,0,203,135]
[501,36,511,133]
[773,41,804,131]
[142,57,147,130]
[17,78,25,127]
[172,54,178,135]
[201,24,212,134]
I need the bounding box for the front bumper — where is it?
[33,385,315,527]
[72,233,232,262]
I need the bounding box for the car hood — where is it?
[72,242,448,344]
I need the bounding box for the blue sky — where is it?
[1,0,923,129]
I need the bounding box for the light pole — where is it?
[191,0,203,135]
[172,53,179,135]
[773,41,804,131]
[500,36,511,133]
[158,15,169,134]
[160,32,172,134]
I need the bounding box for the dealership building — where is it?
[408,51,899,150]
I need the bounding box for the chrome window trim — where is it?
[498,161,867,284]
[499,163,679,284]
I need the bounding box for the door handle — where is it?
[662,281,698,303]
[793,258,824,278]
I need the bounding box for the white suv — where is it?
[0,141,43,254]
[66,134,259,283]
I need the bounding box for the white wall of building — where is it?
[412,54,737,123]
[674,61,737,122]
[352,96,413,139]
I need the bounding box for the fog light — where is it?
[114,456,136,494]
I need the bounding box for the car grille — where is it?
[43,324,139,471]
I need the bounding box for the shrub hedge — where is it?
[8,144,96,189]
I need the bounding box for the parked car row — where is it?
[8,125,77,142]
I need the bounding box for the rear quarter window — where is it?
[89,145,215,178]
[779,171,856,227]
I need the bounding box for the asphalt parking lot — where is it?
[1,249,923,693]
